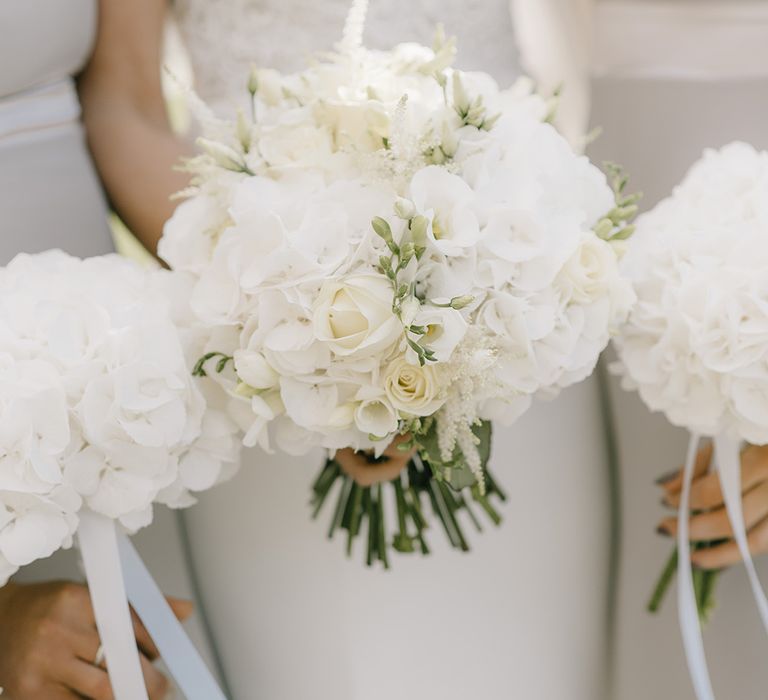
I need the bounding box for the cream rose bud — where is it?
[314,275,403,358]
[383,357,445,417]
[558,233,619,305]
[234,349,279,389]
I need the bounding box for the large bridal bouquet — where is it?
[613,142,768,700]
[0,250,239,699]
[161,2,636,565]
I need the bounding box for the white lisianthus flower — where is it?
[413,306,468,362]
[314,275,403,358]
[354,397,399,438]
[409,166,481,257]
[383,357,445,417]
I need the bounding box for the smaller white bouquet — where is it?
[613,142,768,700]
[0,250,240,700]
[0,251,240,582]
[162,2,636,565]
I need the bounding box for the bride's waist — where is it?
[0,78,81,144]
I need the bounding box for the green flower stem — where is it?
[648,547,678,614]
[648,544,720,624]
[310,456,506,565]
[438,481,470,551]
[426,480,458,549]
[364,488,375,567]
[310,460,340,518]
[405,487,430,555]
[346,483,363,556]
[455,491,483,532]
[485,470,508,502]
[393,479,415,553]
[328,476,353,539]
[376,484,389,569]
[697,570,719,624]
[473,492,502,526]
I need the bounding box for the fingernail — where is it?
[655,471,678,485]
[656,525,671,537]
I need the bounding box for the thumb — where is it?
[166,596,195,621]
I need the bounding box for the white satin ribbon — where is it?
[78,511,150,700]
[678,434,768,700]
[713,436,768,631]
[677,433,715,700]
[117,533,228,700]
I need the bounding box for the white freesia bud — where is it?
[452,72,470,115]
[233,349,279,390]
[251,68,284,105]
[314,275,403,358]
[394,197,416,220]
[247,65,259,95]
[236,109,252,152]
[449,295,474,310]
[383,357,445,417]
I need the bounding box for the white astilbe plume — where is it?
[339,0,369,52]
[436,330,500,493]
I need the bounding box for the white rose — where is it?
[258,120,334,169]
[314,275,402,358]
[383,357,445,417]
[557,233,620,304]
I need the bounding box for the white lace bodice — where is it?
[174,0,521,112]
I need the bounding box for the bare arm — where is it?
[78,0,189,256]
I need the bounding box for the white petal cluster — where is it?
[161,33,633,467]
[0,252,241,583]
[614,142,768,443]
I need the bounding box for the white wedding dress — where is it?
[174,3,613,699]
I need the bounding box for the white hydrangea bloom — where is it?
[614,142,768,443]
[0,252,242,583]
